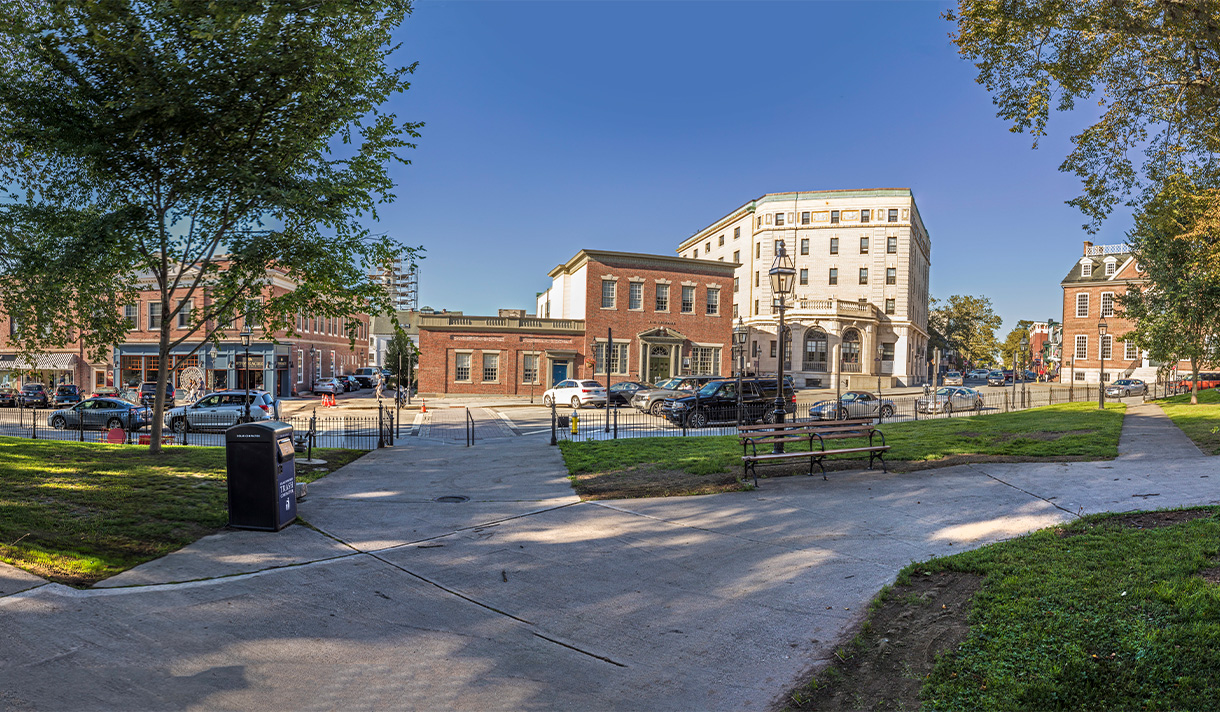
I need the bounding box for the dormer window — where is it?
[1081,261,1093,277]
[1104,259,1117,276]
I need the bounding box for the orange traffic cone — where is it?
[421,398,426,413]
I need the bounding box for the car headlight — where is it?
[671,402,686,410]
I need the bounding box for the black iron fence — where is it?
[553,383,1142,442]
[0,406,395,451]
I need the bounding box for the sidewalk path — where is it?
[3,416,1219,710]
[1118,401,1205,460]
[418,406,519,441]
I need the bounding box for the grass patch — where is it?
[1157,387,1220,454]
[559,402,1126,499]
[0,437,365,586]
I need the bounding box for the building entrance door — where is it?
[551,361,568,386]
[647,345,671,383]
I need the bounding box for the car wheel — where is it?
[879,404,894,418]
[688,410,708,428]
[838,406,850,420]
[170,418,187,434]
[543,395,553,408]
[650,400,666,417]
[571,396,582,409]
[50,416,66,430]
[105,417,124,430]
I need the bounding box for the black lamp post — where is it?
[733,317,748,425]
[1020,334,1029,408]
[240,325,252,422]
[875,344,883,398]
[768,243,796,452]
[1098,316,1107,409]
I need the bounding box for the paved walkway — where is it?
[2,408,1218,710]
[1118,401,1205,460]
[416,406,520,442]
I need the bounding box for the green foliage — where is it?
[929,295,1003,366]
[917,508,1220,711]
[0,1,424,449]
[0,437,363,585]
[999,320,1035,368]
[384,329,417,385]
[947,1,1220,229]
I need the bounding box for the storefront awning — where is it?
[3,353,79,371]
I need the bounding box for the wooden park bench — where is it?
[738,417,889,485]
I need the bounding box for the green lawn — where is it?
[810,508,1220,710]
[1157,388,1220,454]
[0,437,365,586]
[559,402,1126,498]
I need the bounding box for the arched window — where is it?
[803,329,828,371]
[841,328,861,372]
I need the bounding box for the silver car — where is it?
[165,390,277,432]
[1105,378,1147,398]
[917,386,984,414]
[808,390,895,420]
[630,375,719,416]
[943,371,964,386]
[47,397,151,431]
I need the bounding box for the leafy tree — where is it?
[929,295,1003,367]
[1000,320,1036,371]
[384,329,417,388]
[1120,176,1220,404]
[0,1,423,450]
[947,0,1220,229]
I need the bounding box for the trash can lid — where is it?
[226,420,293,442]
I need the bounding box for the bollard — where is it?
[550,399,558,446]
[613,407,618,439]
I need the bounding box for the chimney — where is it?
[1082,241,1093,256]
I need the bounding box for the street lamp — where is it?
[1020,334,1029,408]
[875,344,883,399]
[733,317,748,425]
[239,325,253,422]
[1098,316,1107,409]
[768,243,796,452]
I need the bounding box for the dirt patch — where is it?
[782,570,983,711]
[992,428,1095,443]
[1199,566,1220,585]
[1107,508,1217,529]
[570,465,746,500]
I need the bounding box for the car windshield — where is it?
[653,378,678,390]
[841,392,859,402]
[947,372,960,377]
[22,385,40,391]
[696,381,722,396]
[935,387,954,396]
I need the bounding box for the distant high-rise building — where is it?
[369,257,419,311]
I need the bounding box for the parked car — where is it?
[630,375,720,416]
[52,384,82,406]
[663,378,797,427]
[351,367,381,388]
[987,370,1006,387]
[917,386,984,414]
[543,380,607,408]
[138,381,176,407]
[18,383,50,408]
[943,371,964,386]
[313,378,343,395]
[808,390,896,420]
[165,390,278,432]
[338,375,361,392]
[0,386,16,408]
[1106,378,1147,398]
[47,397,151,431]
[968,369,990,381]
[90,385,121,399]
[606,381,650,406]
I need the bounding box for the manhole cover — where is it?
[435,495,470,503]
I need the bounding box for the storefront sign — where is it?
[275,355,289,369]
[234,354,265,369]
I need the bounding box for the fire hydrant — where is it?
[570,410,579,435]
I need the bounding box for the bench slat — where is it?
[742,445,889,462]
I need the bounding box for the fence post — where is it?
[550,399,557,446]
[1004,391,1009,413]
[377,404,384,449]
[613,407,618,440]
[79,414,84,442]
[32,410,37,440]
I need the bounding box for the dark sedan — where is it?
[53,384,82,406]
[606,381,650,406]
[47,397,151,431]
[18,383,50,408]
[0,386,16,408]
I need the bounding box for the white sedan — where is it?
[312,378,343,395]
[543,380,607,409]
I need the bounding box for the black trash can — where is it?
[225,421,297,531]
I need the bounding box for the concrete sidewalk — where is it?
[2,410,1218,710]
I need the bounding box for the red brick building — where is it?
[418,250,738,395]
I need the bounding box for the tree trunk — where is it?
[149,302,172,453]
[1191,358,1199,405]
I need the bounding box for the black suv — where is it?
[53,384,82,406]
[138,381,176,407]
[663,378,797,427]
[18,383,50,408]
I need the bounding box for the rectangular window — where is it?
[1101,292,1114,317]
[801,211,810,225]
[681,285,696,314]
[859,268,868,284]
[594,343,629,375]
[885,298,895,315]
[770,340,777,358]
[754,299,759,316]
[829,268,838,285]
[330,350,336,377]
[734,226,740,239]
[732,303,738,317]
[1105,261,1117,276]
[1075,370,1086,382]
[860,236,869,253]
[718,234,724,246]
[733,276,739,293]
[706,288,720,315]
[601,280,616,309]
[691,346,720,376]
[482,352,499,382]
[887,236,897,253]
[799,268,809,285]
[1075,334,1088,360]
[886,267,897,285]
[755,271,759,287]
[125,304,138,329]
[177,300,191,328]
[455,353,471,382]
[800,238,809,255]
[733,250,740,262]
[627,282,643,310]
[830,210,839,224]
[1125,341,1138,361]
[1076,293,1089,318]
[704,242,711,254]
[1081,262,1093,277]
[296,349,303,382]
[774,239,783,254]
[861,209,871,223]
[655,284,669,311]
[148,302,162,330]
[830,237,839,254]
[1100,335,1112,360]
[881,343,895,361]
[775,213,785,226]
[888,208,898,222]
[523,354,539,384]
[756,242,761,258]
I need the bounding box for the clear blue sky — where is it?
[378,0,1133,334]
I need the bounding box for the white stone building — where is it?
[676,188,931,388]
